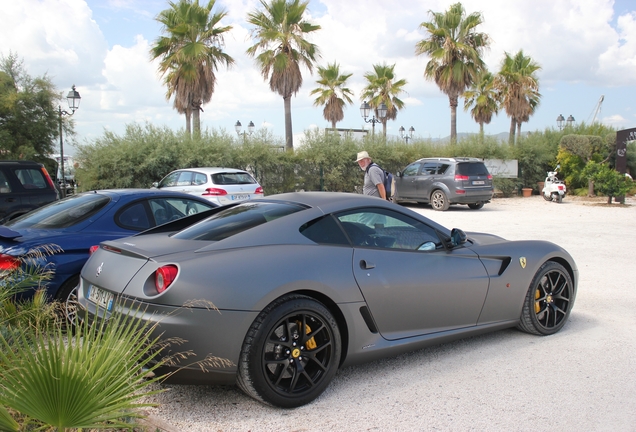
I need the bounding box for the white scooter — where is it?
[542,165,566,203]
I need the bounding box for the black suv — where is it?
[394,157,493,211]
[0,161,59,222]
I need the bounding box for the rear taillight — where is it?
[155,265,178,293]
[40,167,57,192]
[454,175,469,181]
[0,254,20,272]
[487,174,493,180]
[456,189,466,194]
[255,186,263,194]
[89,245,99,255]
[203,188,227,196]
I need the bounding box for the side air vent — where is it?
[359,306,378,334]
[499,257,512,276]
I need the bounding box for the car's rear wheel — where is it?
[430,190,450,211]
[467,202,484,210]
[55,275,80,326]
[237,294,341,408]
[517,261,574,335]
[542,192,552,201]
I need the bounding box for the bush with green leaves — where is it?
[581,161,633,203]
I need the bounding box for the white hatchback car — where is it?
[153,167,264,206]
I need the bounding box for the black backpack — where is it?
[366,163,394,199]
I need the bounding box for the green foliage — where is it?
[581,161,633,200]
[0,52,66,160]
[493,177,518,197]
[512,132,557,188]
[0,300,166,431]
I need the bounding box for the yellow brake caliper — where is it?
[534,288,541,314]
[298,321,317,350]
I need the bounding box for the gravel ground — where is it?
[141,195,636,432]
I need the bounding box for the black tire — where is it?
[55,275,80,326]
[467,202,484,210]
[237,294,341,408]
[542,192,552,201]
[556,193,563,203]
[517,261,575,336]
[430,190,450,211]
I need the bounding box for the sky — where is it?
[1,0,636,154]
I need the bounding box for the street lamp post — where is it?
[235,120,255,143]
[556,114,575,130]
[360,101,388,135]
[399,126,415,143]
[58,85,81,198]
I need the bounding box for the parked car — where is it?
[0,189,217,315]
[152,167,264,206]
[77,192,577,408]
[0,160,59,222]
[393,157,493,211]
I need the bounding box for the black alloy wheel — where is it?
[518,261,575,336]
[237,295,341,408]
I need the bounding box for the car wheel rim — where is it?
[262,311,334,396]
[533,269,572,330]
[432,192,443,209]
[65,286,79,325]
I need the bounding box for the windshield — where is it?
[173,201,303,241]
[5,193,111,229]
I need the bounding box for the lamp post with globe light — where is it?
[58,85,81,198]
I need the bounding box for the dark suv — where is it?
[0,161,59,222]
[394,157,493,211]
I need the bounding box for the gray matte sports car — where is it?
[77,192,577,408]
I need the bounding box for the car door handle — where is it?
[360,260,375,269]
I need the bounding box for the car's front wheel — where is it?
[430,190,450,211]
[517,261,575,335]
[55,275,80,326]
[237,294,341,408]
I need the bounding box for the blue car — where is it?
[0,189,217,309]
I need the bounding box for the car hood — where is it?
[465,231,507,246]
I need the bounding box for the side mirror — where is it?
[450,228,467,247]
[152,182,159,188]
[396,171,402,178]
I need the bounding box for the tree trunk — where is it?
[479,122,484,143]
[185,109,192,137]
[588,179,595,197]
[509,117,516,145]
[284,95,293,152]
[192,103,201,139]
[382,118,387,138]
[516,121,522,141]
[449,95,458,144]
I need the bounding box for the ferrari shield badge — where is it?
[519,257,527,269]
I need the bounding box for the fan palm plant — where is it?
[463,71,499,137]
[415,2,490,143]
[310,62,354,129]
[247,0,321,152]
[494,50,542,145]
[360,63,407,137]
[151,0,234,138]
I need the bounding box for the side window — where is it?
[176,171,194,186]
[422,162,439,175]
[15,169,47,189]
[159,172,180,187]
[193,173,207,185]
[299,215,349,246]
[0,171,11,193]
[118,203,151,230]
[336,208,441,250]
[149,198,213,224]
[402,163,421,177]
[438,164,451,175]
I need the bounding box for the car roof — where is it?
[77,189,215,200]
[168,167,249,175]
[416,157,484,163]
[258,191,395,211]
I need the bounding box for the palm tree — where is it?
[247,0,321,152]
[494,50,541,145]
[415,2,489,143]
[151,0,234,137]
[310,62,354,129]
[462,71,499,136]
[360,63,407,137]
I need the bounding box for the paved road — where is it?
[144,196,636,432]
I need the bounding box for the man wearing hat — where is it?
[356,151,386,199]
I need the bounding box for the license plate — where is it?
[231,194,250,201]
[472,180,485,185]
[87,284,114,311]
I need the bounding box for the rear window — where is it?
[5,193,110,229]
[211,172,257,185]
[173,201,303,241]
[456,162,489,176]
[15,168,48,189]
